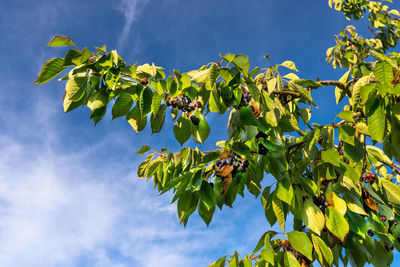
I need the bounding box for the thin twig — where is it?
[286,141,306,157]
[378,160,400,176]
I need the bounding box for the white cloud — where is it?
[0,131,226,266]
[114,0,151,51]
[0,90,250,266]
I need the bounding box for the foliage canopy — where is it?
[36,1,400,266]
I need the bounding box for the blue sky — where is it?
[0,0,393,266]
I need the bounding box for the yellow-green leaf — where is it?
[325,207,349,242]
[326,191,347,216]
[302,199,325,235]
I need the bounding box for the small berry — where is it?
[243,160,249,168]
[255,131,268,139]
[140,77,149,85]
[367,229,374,237]
[318,136,323,145]
[258,143,268,155]
[381,215,387,222]
[190,116,200,125]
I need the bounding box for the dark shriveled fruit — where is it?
[367,229,374,237]
[190,116,200,125]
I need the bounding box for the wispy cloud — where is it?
[114,0,151,51]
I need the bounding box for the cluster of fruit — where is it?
[214,152,249,176]
[360,172,377,185]
[165,94,202,113]
[255,130,269,155]
[214,151,249,195]
[337,141,344,155]
[384,243,395,252]
[165,93,202,125]
[239,89,252,107]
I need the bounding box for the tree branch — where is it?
[378,160,400,176]
[333,112,363,128]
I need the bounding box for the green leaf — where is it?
[293,79,320,88]
[392,102,400,124]
[302,199,325,235]
[65,76,87,101]
[137,154,153,177]
[374,61,394,84]
[139,86,153,116]
[289,82,316,106]
[126,105,147,133]
[221,53,235,63]
[63,49,82,67]
[275,178,294,205]
[360,83,376,104]
[326,191,347,216]
[272,196,285,232]
[198,200,215,226]
[34,58,66,85]
[174,115,191,146]
[337,110,354,122]
[380,178,400,206]
[369,50,398,68]
[151,93,163,115]
[150,104,166,133]
[177,190,199,226]
[62,90,86,113]
[311,234,333,265]
[94,44,107,53]
[287,231,313,260]
[137,145,151,154]
[325,207,349,242]
[260,248,274,265]
[352,75,370,105]
[280,60,298,72]
[241,258,252,267]
[111,50,118,66]
[239,106,258,126]
[80,47,92,64]
[261,236,275,264]
[368,99,385,142]
[209,256,226,267]
[47,35,76,47]
[137,63,157,77]
[233,55,250,75]
[209,63,219,86]
[112,92,134,119]
[284,251,300,267]
[200,182,215,210]
[335,70,351,104]
[321,150,341,167]
[246,83,260,104]
[90,106,106,125]
[188,69,210,84]
[231,142,251,156]
[190,112,210,143]
[87,90,108,111]
[338,124,355,145]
